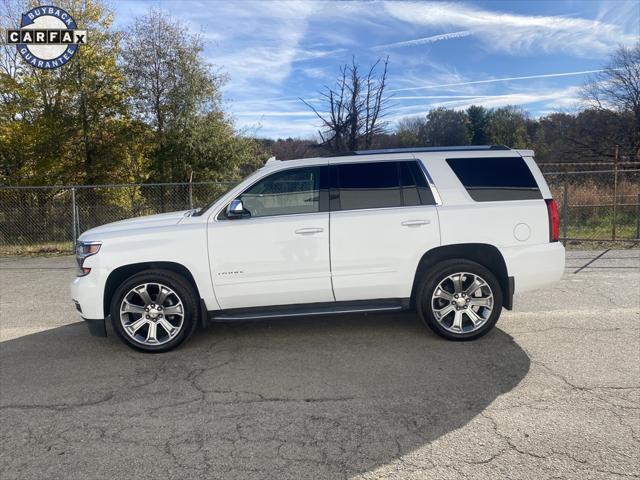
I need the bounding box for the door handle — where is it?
[295,227,324,235]
[401,219,431,227]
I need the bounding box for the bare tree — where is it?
[582,42,640,158]
[302,57,390,153]
[0,0,23,77]
[583,43,640,117]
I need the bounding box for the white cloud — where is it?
[372,30,471,50]
[384,1,638,57]
[389,69,608,93]
[385,85,585,123]
[207,1,318,88]
[236,116,321,139]
[301,66,330,79]
[235,111,320,117]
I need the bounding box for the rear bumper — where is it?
[501,242,565,294]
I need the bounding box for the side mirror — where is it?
[226,199,248,219]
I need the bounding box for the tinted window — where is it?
[331,161,436,211]
[238,166,327,217]
[332,162,401,210]
[399,161,421,206]
[400,161,436,206]
[446,157,541,202]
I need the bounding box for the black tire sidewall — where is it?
[417,259,503,341]
[110,269,198,352]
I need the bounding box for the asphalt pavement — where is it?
[0,249,638,479]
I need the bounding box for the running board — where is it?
[209,298,410,322]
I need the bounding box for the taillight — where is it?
[545,199,560,242]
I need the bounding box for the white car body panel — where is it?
[329,205,440,301]
[208,212,334,309]
[72,220,218,319]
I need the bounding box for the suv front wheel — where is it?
[417,259,503,340]
[110,269,199,352]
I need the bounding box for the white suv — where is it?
[71,146,565,352]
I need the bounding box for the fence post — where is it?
[562,176,569,244]
[71,187,77,250]
[188,172,194,210]
[636,192,640,240]
[612,145,619,241]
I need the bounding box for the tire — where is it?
[110,269,199,353]
[416,259,503,341]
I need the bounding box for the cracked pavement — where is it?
[0,249,638,479]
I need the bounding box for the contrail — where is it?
[389,69,608,92]
[373,31,472,50]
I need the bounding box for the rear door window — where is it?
[331,162,402,210]
[330,160,436,211]
[446,157,542,201]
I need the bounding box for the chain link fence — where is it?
[0,181,235,254]
[541,167,640,245]
[1,169,638,254]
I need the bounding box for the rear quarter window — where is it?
[446,157,542,202]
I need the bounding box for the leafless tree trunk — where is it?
[301,57,389,153]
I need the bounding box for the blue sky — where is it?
[114,0,640,139]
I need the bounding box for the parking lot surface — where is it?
[1,249,638,479]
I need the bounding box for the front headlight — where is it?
[76,241,102,276]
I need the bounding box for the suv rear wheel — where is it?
[110,269,199,352]
[417,259,503,340]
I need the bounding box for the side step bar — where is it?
[209,298,411,322]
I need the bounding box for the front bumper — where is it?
[71,270,108,336]
[82,317,107,337]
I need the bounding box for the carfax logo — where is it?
[6,5,87,70]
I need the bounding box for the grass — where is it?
[0,241,73,256]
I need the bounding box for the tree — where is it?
[260,138,322,160]
[423,108,470,146]
[486,106,529,148]
[466,105,489,145]
[396,116,427,147]
[582,42,640,159]
[121,9,226,183]
[0,0,130,186]
[302,57,390,153]
[170,111,265,181]
[65,0,128,184]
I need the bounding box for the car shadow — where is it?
[0,312,530,479]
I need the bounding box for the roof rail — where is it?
[328,145,510,157]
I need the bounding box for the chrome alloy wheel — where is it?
[431,272,494,334]
[119,283,185,346]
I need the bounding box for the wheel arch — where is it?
[103,261,201,318]
[411,243,513,310]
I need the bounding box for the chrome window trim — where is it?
[329,204,434,215]
[216,210,329,223]
[415,158,442,206]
